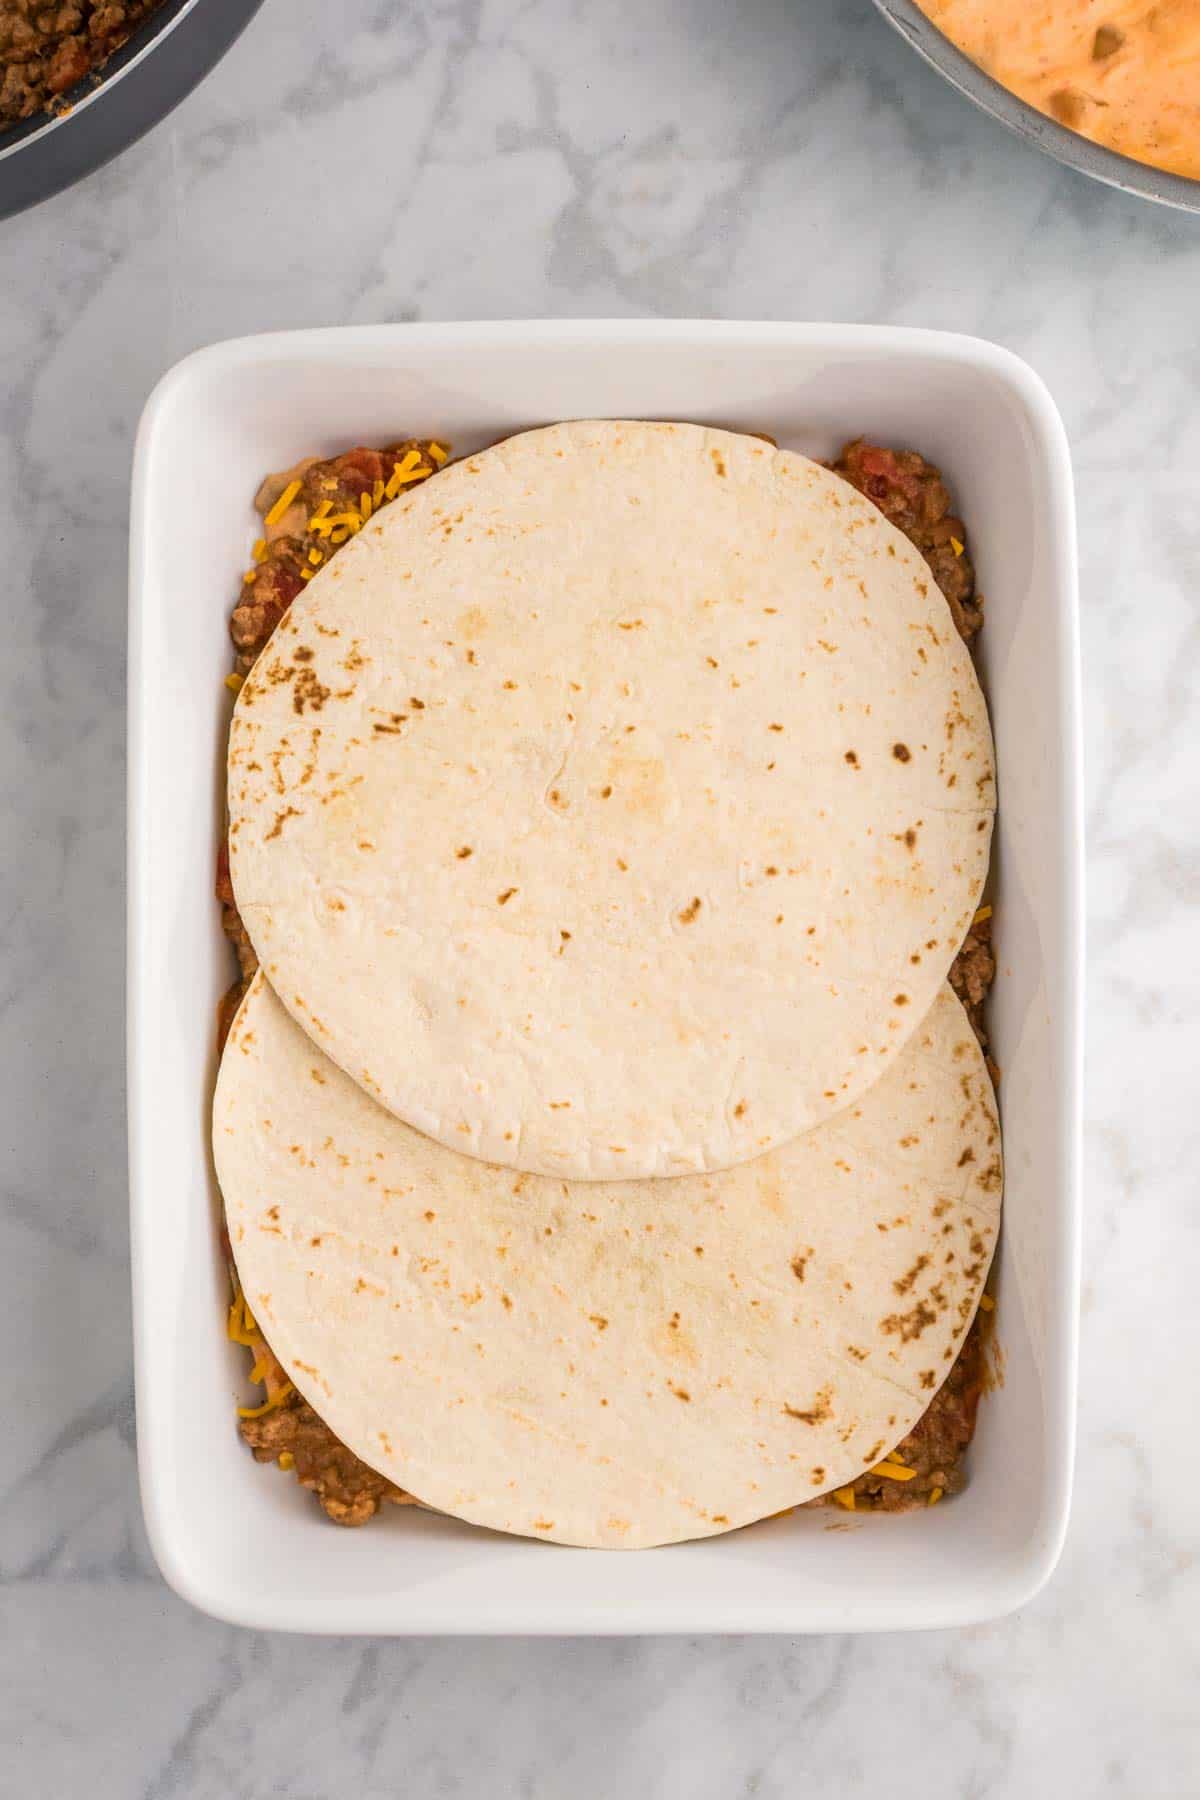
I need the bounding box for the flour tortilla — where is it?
[228,420,994,1180]
[215,973,1001,1549]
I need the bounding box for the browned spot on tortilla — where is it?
[589,1314,609,1330]
[894,994,909,1006]
[617,618,646,630]
[265,806,300,841]
[783,1385,833,1425]
[844,750,858,766]
[711,449,727,477]
[880,1299,937,1342]
[497,887,518,905]
[293,646,314,664]
[670,1385,691,1402]
[292,668,330,715]
[846,1345,867,1361]
[532,1518,555,1531]
[893,743,911,762]
[706,656,719,669]
[500,1293,512,1310]
[678,896,702,924]
[978,1158,1002,1193]
[893,1254,931,1297]
[790,1250,811,1282]
[291,1357,329,1395]
[711,1513,729,1524]
[768,722,784,733]
[456,605,489,640]
[733,1101,747,1119]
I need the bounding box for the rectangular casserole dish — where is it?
[128,320,1082,1634]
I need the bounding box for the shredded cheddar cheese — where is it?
[871,1460,917,1481]
[831,1486,856,1510]
[264,478,302,527]
[951,537,965,558]
[384,449,435,498]
[428,441,448,465]
[278,1451,295,1472]
[973,904,993,925]
[224,672,244,694]
[252,538,268,563]
[307,547,323,567]
[928,1486,944,1506]
[226,1289,256,1346]
[238,1387,294,1419]
[979,1293,995,1311]
[228,1278,294,1414]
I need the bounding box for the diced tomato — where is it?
[329,448,386,501]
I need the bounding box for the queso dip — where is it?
[917,1,1200,181]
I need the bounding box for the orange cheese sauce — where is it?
[917,1,1200,180]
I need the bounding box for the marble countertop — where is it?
[2,0,1198,1792]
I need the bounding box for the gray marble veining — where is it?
[2,0,1198,1793]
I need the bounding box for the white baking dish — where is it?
[128,321,1082,1634]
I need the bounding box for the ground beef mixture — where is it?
[813,438,994,1515]
[0,0,164,128]
[217,435,996,1527]
[239,1400,414,1528]
[832,439,983,644]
